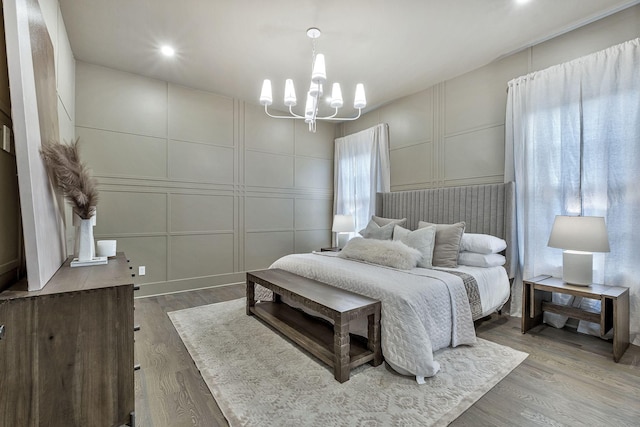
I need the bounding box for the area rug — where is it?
[169,298,528,427]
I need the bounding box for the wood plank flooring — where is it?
[134,284,640,427]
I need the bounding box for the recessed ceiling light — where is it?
[161,45,175,57]
[516,0,530,4]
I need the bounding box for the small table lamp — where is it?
[547,215,610,286]
[332,214,355,249]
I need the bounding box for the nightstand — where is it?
[522,275,630,362]
[320,247,341,252]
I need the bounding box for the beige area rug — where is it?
[169,298,528,427]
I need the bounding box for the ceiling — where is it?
[59,0,638,115]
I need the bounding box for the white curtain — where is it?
[505,38,640,345]
[333,123,391,240]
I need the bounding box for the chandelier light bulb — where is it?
[284,79,297,107]
[260,79,273,106]
[353,83,366,109]
[330,83,343,108]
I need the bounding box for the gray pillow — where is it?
[393,224,436,268]
[418,221,466,267]
[338,237,422,270]
[372,215,407,228]
[359,219,395,240]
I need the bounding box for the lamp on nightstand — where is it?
[547,215,610,286]
[332,214,355,249]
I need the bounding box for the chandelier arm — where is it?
[315,109,363,121]
[263,104,306,120]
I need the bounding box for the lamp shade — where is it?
[353,83,366,109]
[330,83,343,108]
[311,53,326,83]
[304,93,315,119]
[547,215,610,253]
[284,79,297,107]
[332,214,355,233]
[259,79,273,106]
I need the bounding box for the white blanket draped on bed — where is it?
[263,252,481,378]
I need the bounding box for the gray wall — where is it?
[339,4,640,192]
[75,62,334,296]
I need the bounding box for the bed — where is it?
[262,182,517,382]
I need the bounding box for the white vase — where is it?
[77,218,96,262]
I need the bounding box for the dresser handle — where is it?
[0,324,5,340]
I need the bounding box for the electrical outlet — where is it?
[138,266,146,276]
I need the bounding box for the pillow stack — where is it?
[457,233,507,267]
[356,215,506,269]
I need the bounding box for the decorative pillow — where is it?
[458,252,506,268]
[371,215,407,228]
[460,233,507,254]
[418,221,466,268]
[358,219,395,240]
[338,237,422,270]
[393,224,436,268]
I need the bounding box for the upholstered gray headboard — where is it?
[375,182,517,279]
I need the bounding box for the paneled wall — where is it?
[75,62,334,296]
[340,4,640,192]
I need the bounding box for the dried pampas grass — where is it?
[40,139,98,219]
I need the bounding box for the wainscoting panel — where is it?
[390,143,433,187]
[77,127,168,179]
[94,190,167,235]
[168,85,234,146]
[245,197,294,231]
[295,198,332,231]
[295,156,332,190]
[170,194,234,233]
[444,51,528,135]
[444,125,505,182]
[244,104,294,154]
[380,89,433,150]
[75,63,167,138]
[245,150,294,188]
[168,140,234,184]
[244,231,295,271]
[169,234,234,280]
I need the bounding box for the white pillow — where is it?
[338,237,422,270]
[393,225,436,268]
[458,251,506,268]
[460,233,507,254]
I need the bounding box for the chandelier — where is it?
[259,27,366,133]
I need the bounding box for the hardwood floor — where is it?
[134,284,640,426]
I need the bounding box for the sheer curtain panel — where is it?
[505,38,640,345]
[333,124,391,243]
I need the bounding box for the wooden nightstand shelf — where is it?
[522,275,630,362]
[320,247,341,252]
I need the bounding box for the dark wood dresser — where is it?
[0,252,135,427]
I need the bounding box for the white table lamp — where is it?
[332,214,355,249]
[547,215,610,286]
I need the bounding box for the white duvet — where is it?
[262,252,509,379]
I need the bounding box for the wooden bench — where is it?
[246,268,383,383]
